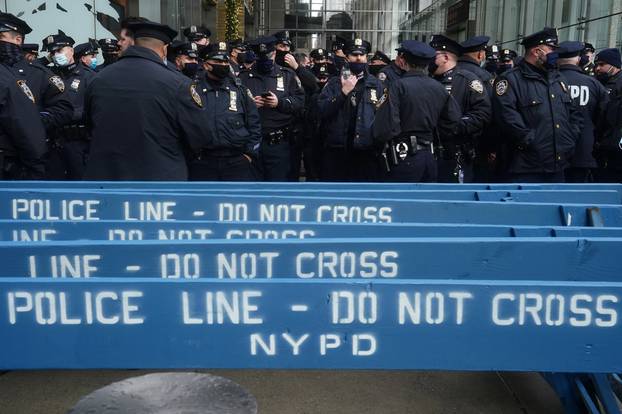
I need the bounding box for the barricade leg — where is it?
[544,373,622,414]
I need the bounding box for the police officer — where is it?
[74,39,100,73]
[593,48,622,182]
[21,43,38,62]
[582,42,595,76]
[0,15,73,145]
[493,28,583,183]
[373,40,461,182]
[85,20,212,180]
[0,13,48,179]
[430,34,491,183]
[305,63,333,181]
[167,41,200,79]
[368,50,391,78]
[97,38,119,68]
[44,31,96,180]
[557,41,608,183]
[187,42,261,181]
[119,17,147,56]
[459,36,493,91]
[239,36,305,181]
[228,38,247,76]
[377,52,404,87]
[183,26,211,47]
[497,49,517,74]
[318,38,384,181]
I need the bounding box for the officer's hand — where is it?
[264,91,279,108]
[341,75,358,95]
[253,96,265,108]
[284,53,299,70]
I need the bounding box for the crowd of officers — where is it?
[1,11,621,184]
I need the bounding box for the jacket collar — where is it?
[120,46,167,67]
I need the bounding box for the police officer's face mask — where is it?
[275,50,289,67]
[53,51,70,67]
[368,64,386,76]
[256,54,274,74]
[182,62,199,78]
[348,61,367,75]
[89,57,98,70]
[208,63,230,79]
[536,48,558,70]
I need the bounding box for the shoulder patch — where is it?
[378,72,387,81]
[49,75,65,93]
[16,80,35,103]
[190,84,203,108]
[469,79,484,94]
[495,80,508,96]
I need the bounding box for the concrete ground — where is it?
[0,370,564,414]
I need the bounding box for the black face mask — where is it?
[484,61,498,74]
[0,40,24,66]
[209,64,231,79]
[236,52,247,64]
[256,56,274,74]
[182,62,199,78]
[333,55,346,71]
[428,61,439,76]
[496,64,513,74]
[275,50,289,67]
[103,53,118,64]
[368,64,387,77]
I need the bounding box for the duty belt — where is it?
[263,128,289,145]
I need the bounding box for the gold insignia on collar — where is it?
[16,80,35,103]
[190,84,203,107]
[495,79,508,96]
[49,75,65,93]
[469,79,484,94]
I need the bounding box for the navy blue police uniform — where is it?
[167,40,201,80]
[187,42,262,181]
[593,48,622,183]
[85,21,212,180]
[44,31,96,180]
[373,40,462,182]
[557,41,609,183]
[0,13,48,178]
[493,28,583,183]
[239,36,305,181]
[431,35,491,183]
[318,38,385,181]
[458,36,493,92]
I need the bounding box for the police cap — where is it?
[500,49,517,62]
[461,36,490,53]
[0,12,31,35]
[430,34,462,56]
[98,38,119,53]
[557,41,584,58]
[198,41,229,61]
[169,40,199,59]
[331,36,347,52]
[520,27,558,49]
[370,50,391,64]
[128,20,177,44]
[583,42,595,53]
[595,48,622,69]
[183,25,211,41]
[21,43,39,53]
[273,31,291,46]
[74,39,99,58]
[310,48,328,60]
[396,40,436,63]
[248,36,277,56]
[42,30,75,52]
[312,62,334,78]
[344,38,371,55]
[228,38,246,51]
[486,44,500,59]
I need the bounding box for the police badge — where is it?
[190,84,203,107]
[49,76,65,93]
[370,89,378,104]
[276,75,285,91]
[469,79,484,94]
[378,72,387,81]
[496,80,508,96]
[70,79,81,91]
[16,80,35,103]
[229,91,238,111]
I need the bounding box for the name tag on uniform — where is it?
[276,75,285,91]
[229,90,238,111]
[71,79,80,90]
[370,89,378,104]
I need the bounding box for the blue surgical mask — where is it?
[53,52,70,67]
[89,58,98,70]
